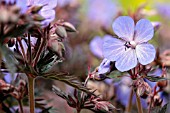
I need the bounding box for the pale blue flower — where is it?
[27,0,58,27]
[4,0,27,13]
[98,58,111,74]
[87,0,117,27]
[58,0,76,7]
[103,16,156,72]
[157,4,170,20]
[89,36,104,59]
[89,35,113,74]
[115,76,147,108]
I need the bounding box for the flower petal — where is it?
[115,49,137,72]
[98,59,111,74]
[89,36,103,58]
[103,36,125,61]
[134,19,154,43]
[40,9,55,27]
[33,0,57,9]
[112,16,135,41]
[136,43,156,65]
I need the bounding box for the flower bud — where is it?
[30,5,43,13]
[48,37,65,58]
[151,22,161,32]
[95,101,115,112]
[63,22,77,32]
[32,14,45,21]
[55,26,67,39]
[137,85,151,99]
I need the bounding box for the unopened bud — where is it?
[95,101,115,112]
[55,26,67,39]
[30,5,43,13]
[151,22,161,32]
[48,39,65,57]
[32,14,45,21]
[63,22,77,32]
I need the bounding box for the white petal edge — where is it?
[112,16,135,41]
[134,19,154,43]
[115,49,137,72]
[136,43,156,65]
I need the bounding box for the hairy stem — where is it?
[135,92,143,113]
[18,100,24,113]
[125,89,134,113]
[28,76,35,113]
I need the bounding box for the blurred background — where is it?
[2,0,170,112]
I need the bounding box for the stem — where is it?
[81,76,89,99]
[125,89,134,113]
[18,38,27,61]
[27,33,32,63]
[28,76,35,113]
[77,109,81,113]
[18,100,24,113]
[135,92,143,113]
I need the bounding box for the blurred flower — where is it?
[115,76,147,108]
[27,0,57,27]
[103,16,156,72]
[3,0,27,13]
[89,35,113,74]
[87,0,118,27]
[90,35,113,59]
[89,36,103,59]
[57,0,76,7]
[157,4,170,20]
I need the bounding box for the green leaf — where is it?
[42,72,92,94]
[145,75,168,82]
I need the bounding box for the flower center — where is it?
[125,41,137,50]
[130,41,137,48]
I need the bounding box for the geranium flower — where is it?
[87,0,117,27]
[89,35,113,74]
[58,0,76,7]
[27,0,58,27]
[103,16,156,72]
[4,0,27,13]
[157,4,170,20]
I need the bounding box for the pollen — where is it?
[130,41,137,48]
